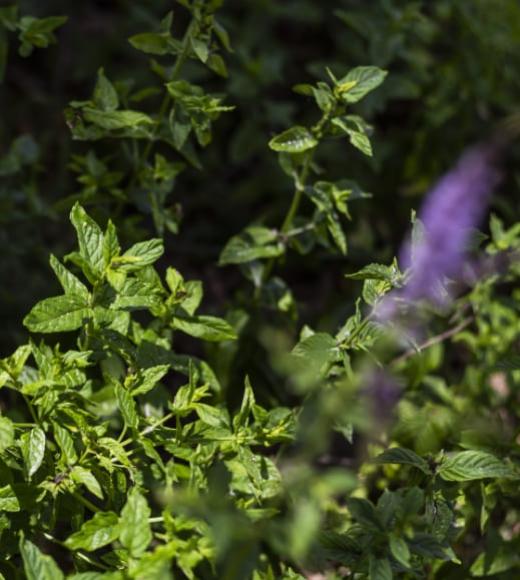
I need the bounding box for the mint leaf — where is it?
[119,489,152,558]
[439,451,517,481]
[23,294,90,333]
[268,126,317,153]
[20,538,64,580]
[373,447,432,475]
[65,512,121,551]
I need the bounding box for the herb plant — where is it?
[1,1,520,579]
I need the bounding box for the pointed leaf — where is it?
[172,314,236,342]
[439,451,517,481]
[70,204,105,278]
[24,294,90,333]
[65,512,121,551]
[49,255,89,298]
[20,538,64,580]
[20,427,46,478]
[119,489,152,558]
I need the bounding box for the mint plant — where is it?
[64,1,232,236]
[2,1,520,579]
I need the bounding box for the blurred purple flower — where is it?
[379,142,502,317]
[363,369,401,424]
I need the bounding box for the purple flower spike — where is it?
[388,143,502,314]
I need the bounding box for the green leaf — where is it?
[389,535,411,568]
[0,484,20,512]
[67,572,124,580]
[0,416,14,452]
[49,255,89,298]
[268,126,318,153]
[408,534,449,559]
[439,451,517,481]
[234,376,255,430]
[119,488,152,558]
[20,538,64,580]
[103,220,121,265]
[373,447,432,475]
[131,365,170,396]
[369,556,392,580]
[0,6,18,31]
[93,68,119,112]
[20,427,46,478]
[191,37,209,63]
[332,116,372,156]
[129,32,173,55]
[113,239,164,271]
[347,498,383,531]
[219,226,283,265]
[128,543,177,580]
[336,66,387,103]
[65,511,121,551]
[346,263,400,283]
[326,213,347,254]
[291,332,339,374]
[23,294,90,333]
[71,466,104,499]
[470,545,520,577]
[115,385,139,429]
[194,403,230,428]
[70,203,105,278]
[53,423,78,465]
[18,15,67,56]
[207,53,228,78]
[82,108,153,130]
[172,314,236,342]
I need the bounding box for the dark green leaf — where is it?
[373,447,432,475]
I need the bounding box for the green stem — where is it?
[260,153,313,289]
[259,105,334,290]
[140,411,175,436]
[133,18,195,179]
[21,393,39,425]
[72,492,101,514]
[280,155,312,234]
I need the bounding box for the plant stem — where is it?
[259,154,313,290]
[391,316,474,366]
[259,106,334,289]
[280,155,312,234]
[134,19,195,178]
[22,393,39,425]
[72,492,101,514]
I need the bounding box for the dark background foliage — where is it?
[3,0,520,355]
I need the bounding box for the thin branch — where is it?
[391,316,474,366]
